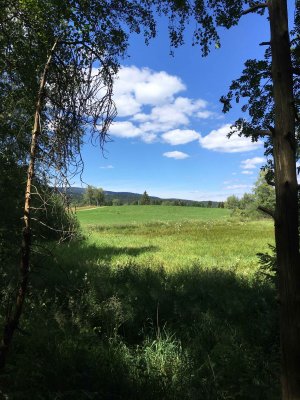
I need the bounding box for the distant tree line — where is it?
[72,188,223,208]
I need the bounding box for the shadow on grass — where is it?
[1,240,279,400]
[52,242,159,264]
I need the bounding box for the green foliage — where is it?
[253,170,275,211]
[140,191,151,205]
[218,3,299,170]
[224,171,276,220]
[224,195,240,209]
[83,186,105,206]
[0,231,278,399]
[112,198,121,206]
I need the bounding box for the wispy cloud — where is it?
[241,156,265,170]
[100,165,114,169]
[163,151,189,160]
[224,184,252,190]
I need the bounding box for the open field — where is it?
[77,205,230,227]
[2,206,279,399]
[76,206,274,274]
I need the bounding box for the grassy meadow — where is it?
[76,205,274,273]
[1,206,279,399]
[77,205,230,226]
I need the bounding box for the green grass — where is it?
[1,206,279,399]
[76,206,274,274]
[77,205,230,227]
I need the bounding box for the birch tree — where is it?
[0,0,155,368]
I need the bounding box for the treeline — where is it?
[71,187,224,208]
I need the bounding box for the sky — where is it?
[76,7,294,202]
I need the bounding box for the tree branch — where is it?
[256,129,272,137]
[257,206,275,219]
[267,125,275,135]
[241,3,268,16]
[259,41,271,46]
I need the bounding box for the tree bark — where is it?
[268,1,300,398]
[0,40,58,369]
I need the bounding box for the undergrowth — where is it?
[0,234,279,399]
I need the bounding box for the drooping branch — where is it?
[241,3,268,16]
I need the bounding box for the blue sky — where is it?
[76,9,290,201]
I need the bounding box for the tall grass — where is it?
[0,208,278,399]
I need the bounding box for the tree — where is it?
[224,195,240,210]
[254,170,276,215]
[112,198,121,206]
[239,193,254,210]
[140,190,151,205]
[84,185,95,206]
[149,1,299,396]
[0,0,156,369]
[94,188,105,206]
[83,186,105,206]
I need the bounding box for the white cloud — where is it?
[107,66,217,144]
[114,95,141,117]
[100,165,114,169]
[108,121,158,143]
[114,66,185,112]
[199,124,262,153]
[162,129,200,145]
[109,121,142,138]
[132,96,212,134]
[225,184,252,190]
[197,110,213,119]
[142,132,157,143]
[241,157,265,170]
[241,170,254,175]
[163,151,189,160]
[134,71,185,105]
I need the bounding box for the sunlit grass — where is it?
[76,207,274,275]
[1,206,279,399]
[77,205,230,227]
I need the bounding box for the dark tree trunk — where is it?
[268,1,300,398]
[0,40,58,369]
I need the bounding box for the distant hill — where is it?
[66,187,221,207]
